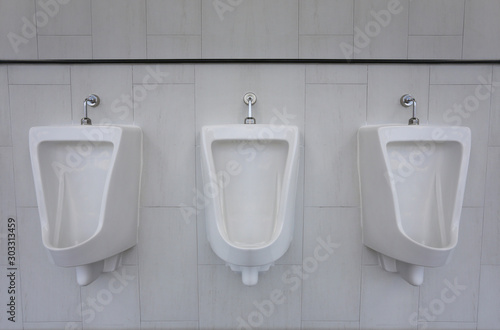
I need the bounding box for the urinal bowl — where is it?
[358,125,471,285]
[29,125,142,285]
[201,124,300,285]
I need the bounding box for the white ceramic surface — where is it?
[29,125,142,285]
[201,124,299,285]
[358,125,471,285]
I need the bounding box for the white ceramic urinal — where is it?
[201,124,300,285]
[29,125,142,285]
[358,124,470,285]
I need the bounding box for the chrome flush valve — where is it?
[400,94,419,125]
[243,92,257,124]
[81,94,100,125]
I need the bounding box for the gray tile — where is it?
[139,208,198,321]
[38,36,92,59]
[463,0,500,59]
[299,35,355,59]
[477,265,500,329]
[8,65,70,84]
[147,0,201,35]
[91,0,146,59]
[360,265,419,329]
[35,0,91,35]
[301,207,362,321]
[18,207,81,322]
[408,36,462,60]
[299,0,353,35]
[305,84,366,207]
[0,66,11,146]
[147,35,201,59]
[0,0,38,59]
[134,84,195,207]
[201,0,298,58]
[353,0,409,59]
[80,266,140,329]
[409,0,465,36]
[198,264,301,329]
[482,147,500,265]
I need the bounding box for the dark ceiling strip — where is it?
[0,59,499,65]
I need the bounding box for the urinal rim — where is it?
[201,124,300,251]
[359,124,471,252]
[29,125,132,251]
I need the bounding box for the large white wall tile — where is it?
[409,0,465,36]
[299,0,353,35]
[301,321,360,330]
[198,264,301,329]
[0,148,15,265]
[367,65,430,125]
[305,84,366,207]
[147,0,201,35]
[70,65,133,125]
[139,208,198,321]
[147,35,201,59]
[10,84,72,207]
[132,64,194,84]
[477,265,500,329]
[0,66,11,145]
[360,265,419,329]
[80,266,140,329]
[24,322,82,330]
[299,36,354,59]
[18,207,81,322]
[38,36,92,59]
[0,0,37,59]
[301,207,361,321]
[482,147,500,265]
[35,0,91,36]
[488,66,500,146]
[134,84,195,207]
[430,65,492,85]
[353,0,409,59]
[419,208,482,323]
[306,64,367,84]
[418,322,477,330]
[463,0,500,59]
[195,64,305,141]
[141,321,198,330]
[408,36,462,60]
[428,84,490,207]
[201,0,298,58]
[91,0,146,59]
[8,64,70,84]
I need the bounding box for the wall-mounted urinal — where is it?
[29,95,142,285]
[200,93,300,285]
[358,95,471,286]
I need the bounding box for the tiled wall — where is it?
[1,0,500,60]
[1,1,500,330]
